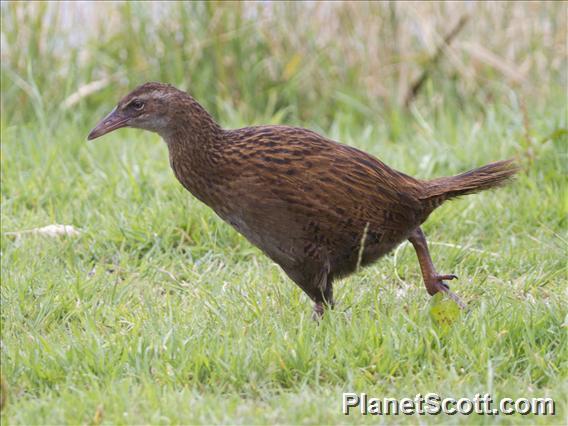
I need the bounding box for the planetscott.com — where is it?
[342,393,555,416]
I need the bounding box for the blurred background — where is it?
[1,3,566,423]
[1,1,565,130]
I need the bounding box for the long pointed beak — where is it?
[87,107,129,140]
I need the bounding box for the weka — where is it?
[88,82,517,316]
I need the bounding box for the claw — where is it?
[437,274,458,281]
[427,279,450,295]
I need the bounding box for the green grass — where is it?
[1,2,567,424]
[1,89,566,424]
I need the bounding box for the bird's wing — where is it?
[221,126,424,237]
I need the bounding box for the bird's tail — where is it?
[420,159,519,210]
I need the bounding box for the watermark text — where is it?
[342,393,555,416]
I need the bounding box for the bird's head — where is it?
[87,82,185,140]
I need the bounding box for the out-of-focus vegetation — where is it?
[1,2,566,425]
[1,2,565,128]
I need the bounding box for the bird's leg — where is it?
[408,227,465,308]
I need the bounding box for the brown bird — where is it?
[88,82,517,316]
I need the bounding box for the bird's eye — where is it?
[131,100,144,110]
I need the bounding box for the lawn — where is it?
[1,2,566,425]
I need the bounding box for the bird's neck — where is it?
[161,96,223,148]
[161,100,227,206]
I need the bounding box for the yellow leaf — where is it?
[92,404,104,425]
[429,292,461,330]
[283,54,302,80]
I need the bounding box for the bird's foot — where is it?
[425,274,466,309]
[425,273,458,295]
[312,302,324,321]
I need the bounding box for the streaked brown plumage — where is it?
[88,82,518,316]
